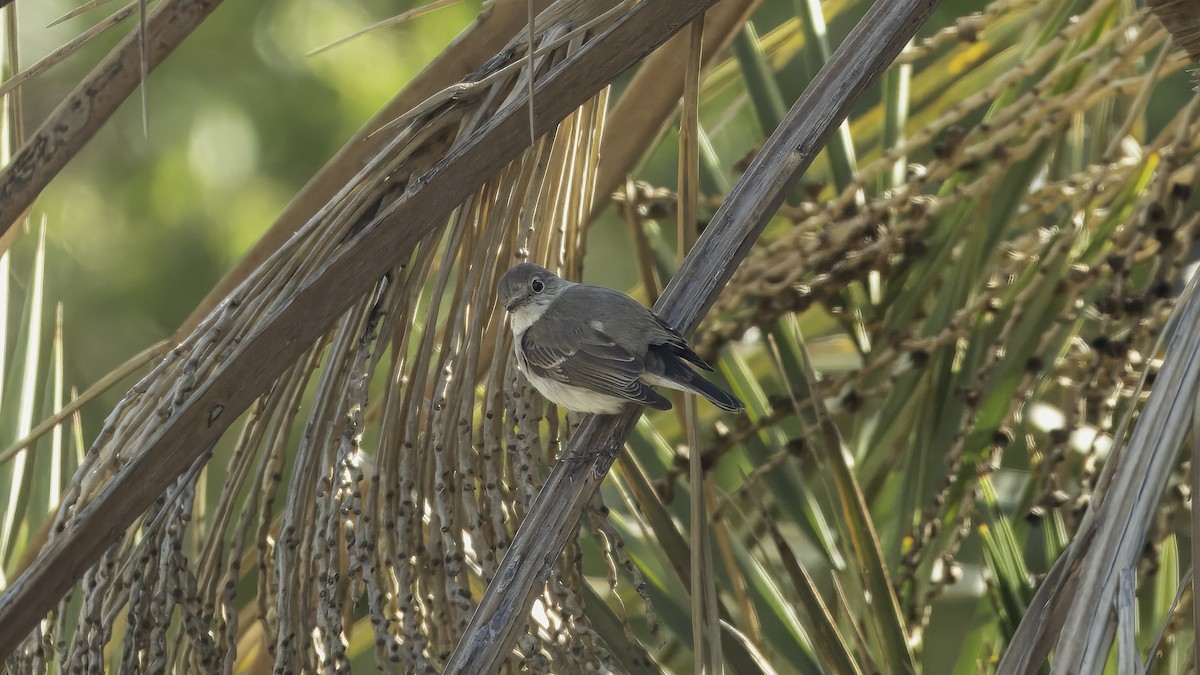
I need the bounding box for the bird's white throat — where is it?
[508,295,554,339]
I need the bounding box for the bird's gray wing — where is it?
[521,317,670,409]
[573,284,713,372]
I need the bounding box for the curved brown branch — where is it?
[174,0,557,339]
[443,0,939,670]
[0,0,223,239]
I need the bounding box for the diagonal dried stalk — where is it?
[0,0,748,661]
[999,205,1200,673]
[175,0,557,339]
[443,0,940,669]
[995,271,1200,673]
[0,0,139,101]
[0,0,222,239]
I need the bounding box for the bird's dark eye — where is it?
[531,278,545,293]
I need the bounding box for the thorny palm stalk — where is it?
[5,12,619,674]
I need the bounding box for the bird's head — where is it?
[498,263,568,313]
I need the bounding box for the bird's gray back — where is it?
[548,285,673,351]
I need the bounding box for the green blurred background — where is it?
[15,0,481,417]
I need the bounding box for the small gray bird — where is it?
[498,263,744,415]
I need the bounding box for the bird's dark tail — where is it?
[654,350,744,412]
[684,373,744,412]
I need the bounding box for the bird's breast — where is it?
[508,303,548,374]
[522,373,627,414]
[510,327,529,373]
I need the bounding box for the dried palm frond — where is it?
[3,1,637,670]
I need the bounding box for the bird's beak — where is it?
[505,299,519,312]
